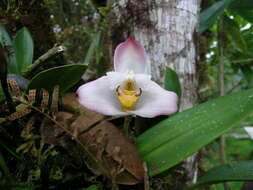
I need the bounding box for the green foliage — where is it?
[83,32,101,65]
[223,15,247,52]
[0,84,3,99]
[85,185,100,190]
[0,25,12,45]
[200,0,253,34]
[230,0,253,22]
[0,25,34,74]
[28,64,87,94]
[0,139,21,160]
[13,27,34,74]
[241,66,253,88]
[188,161,253,189]
[0,152,10,176]
[164,67,181,99]
[0,179,35,190]
[199,0,233,34]
[0,24,18,74]
[230,0,253,10]
[137,89,253,176]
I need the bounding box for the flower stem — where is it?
[123,116,132,135]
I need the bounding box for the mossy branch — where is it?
[22,45,66,77]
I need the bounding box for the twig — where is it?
[123,115,132,135]
[226,80,243,94]
[218,16,230,190]
[22,45,66,77]
[231,58,253,64]
[143,162,149,190]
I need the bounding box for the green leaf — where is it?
[137,89,253,176]
[164,67,181,99]
[241,66,253,88]
[0,152,10,176]
[234,10,253,23]
[28,64,87,94]
[223,16,247,52]
[199,0,233,34]
[229,0,253,10]
[0,84,4,100]
[0,25,12,46]
[0,24,18,74]
[0,139,21,160]
[83,32,101,65]
[13,27,34,73]
[188,161,253,189]
[85,185,100,190]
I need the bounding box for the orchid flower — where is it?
[77,38,178,118]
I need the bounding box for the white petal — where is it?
[130,81,178,118]
[106,72,125,90]
[107,72,151,90]
[76,76,128,116]
[114,38,149,74]
[134,74,151,90]
[244,127,253,139]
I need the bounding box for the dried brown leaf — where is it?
[75,121,145,185]
[62,93,80,112]
[40,112,73,147]
[40,88,49,111]
[28,89,36,104]
[7,78,22,97]
[7,108,31,121]
[70,111,105,134]
[51,85,59,113]
[16,141,33,153]
[21,116,36,138]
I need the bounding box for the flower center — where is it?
[116,78,142,110]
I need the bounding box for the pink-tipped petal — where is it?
[77,76,127,116]
[130,81,178,118]
[114,38,149,73]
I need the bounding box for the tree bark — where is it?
[110,0,201,187]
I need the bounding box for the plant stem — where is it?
[123,116,132,135]
[22,45,65,77]
[218,15,230,190]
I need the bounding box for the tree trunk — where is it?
[110,0,201,187]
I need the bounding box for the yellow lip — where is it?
[117,87,141,110]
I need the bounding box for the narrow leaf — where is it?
[0,139,21,159]
[0,151,10,176]
[223,16,247,52]
[0,24,18,74]
[199,0,233,34]
[137,89,253,176]
[188,161,253,189]
[0,85,4,99]
[229,0,253,10]
[85,185,100,190]
[234,10,253,23]
[28,64,87,94]
[83,32,101,65]
[14,27,34,73]
[0,25,12,46]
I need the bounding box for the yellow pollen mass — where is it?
[123,78,136,91]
